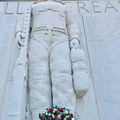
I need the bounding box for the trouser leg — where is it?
[28,40,51,120]
[50,41,76,113]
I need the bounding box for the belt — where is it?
[33,27,66,34]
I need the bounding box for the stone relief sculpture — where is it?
[15,0,90,120]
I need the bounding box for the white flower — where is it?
[64,116,68,120]
[58,114,61,118]
[48,113,51,116]
[53,108,58,113]
[52,114,55,118]
[46,113,48,115]
[64,110,69,114]
[66,115,69,118]
[72,118,76,120]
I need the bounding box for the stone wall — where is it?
[1,1,120,14]
[0,1,120,120]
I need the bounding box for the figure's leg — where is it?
[50,41,76,113]
[28,40,51,120]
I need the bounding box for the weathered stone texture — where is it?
[74,14,99,120]
[0,16,16,119]
[0,1,120,120]
[84,14,120,120]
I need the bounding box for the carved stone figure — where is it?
[16,0,90,120]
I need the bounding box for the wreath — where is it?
[39,106,77,120]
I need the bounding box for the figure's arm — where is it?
[66,9,90,97]
[66,9,80,49]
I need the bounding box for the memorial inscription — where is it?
[0,1,120,15]
[0,0,120,120]
[78,1,120,13]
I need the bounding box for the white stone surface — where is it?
[78,1,91,13]
[0,1,120,120]
[7,7,31,120]
[1,1,120,15]
[5,2,18,15]
[64,1,79,13]
[15,1,89,120]
[90,1,120,13]
[0,2,4,15]
[83,14,120,120]
[74,14,100,120]
[0,16,17,120]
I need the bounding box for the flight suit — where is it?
[17,1,80,120]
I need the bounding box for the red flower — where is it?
[55,111,58,114]
[39,116,44,118]
[59,108,63,112]
[46,116,49,118]
[48,108,53,112]
[58,107,60,111]
[61,114,65,120]
[54,113,58,118]
[70,114,74,117]
[39,107,76,120]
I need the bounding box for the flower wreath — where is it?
[39,106,77,120]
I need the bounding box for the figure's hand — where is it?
[70,39,80,49]
[16,32,24,48]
